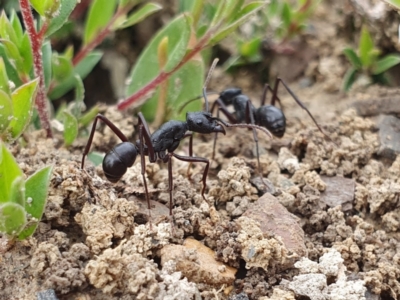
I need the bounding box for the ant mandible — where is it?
[181,77,330,181]
[81,59,272,216]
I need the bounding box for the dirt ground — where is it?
[2,1,400,300]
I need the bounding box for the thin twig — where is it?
[72,6,131,66]
[117,29,215,110]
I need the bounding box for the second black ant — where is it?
[81,60,272,216]
[180,77,330,180]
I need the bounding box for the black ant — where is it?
[180,77,330,180]
[81,60,272,216]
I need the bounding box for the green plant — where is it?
[118,0,267,126]
[222,0,320,70]
[0,0,162,141]
[380,0,400,11]
[342,25,400,91]
[0,57,38,143]
[0,141,53,240]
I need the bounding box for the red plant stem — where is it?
[117,31,212,111]
[19,0,52,138]
[72,6,130,66]
[37,21,49,39]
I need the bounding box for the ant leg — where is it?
[81,114,129,169]
[172,153,209,201]
[181,132,194,180]
[276,78,331,139]
[136,113,157,215]
[260,81,283,109]
[166,153,175,215]
[211,99,238,162]
[244,100,265,184]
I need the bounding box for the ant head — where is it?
[219,88,242,105]
[256,105,286,138]
[186,111,226,135]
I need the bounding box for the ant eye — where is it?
[196,119,203,125]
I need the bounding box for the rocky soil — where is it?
[2,0,400,299]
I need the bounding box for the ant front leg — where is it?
[182,132,195,181]
[244,99,266,185]
[171,153,210,202]
[81,114,129,169]
[275,78,331,140]
[211,99,238,162]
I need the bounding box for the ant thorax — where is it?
[150,120,188,152]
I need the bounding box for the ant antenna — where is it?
[177,92,219,114]
[203,58,219,112]
[216,118,273,139]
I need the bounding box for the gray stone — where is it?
[37,290,58,300]
[378,115,400,159]
[352,97,400,116]
[320,176,355,211]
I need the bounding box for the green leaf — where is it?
[189,0,204,25]
[0,12,18,47]
[52,53,74,81]
[372,54,400,74]
[87,151,104,166]
[30,0,55,17]
[79,105,99,126]
[49,51,103,100]
[0,57,10,95]
[0,44,22,88]
[239,37,261,58]
[0,39,24,72]
[9,11,23,45]
[0,202,26,237]
[72,75,85,117]
[359,25,374,68]
[164,16,192,72]
[210,0,227,26]
[381,0,400,11]
[372,72,391,85]
[46,0,78,37]
[84,0,117,45]
[343,47,362,70]
[117,3,162,29]
[0,90,13,135]
[42,41,52,89]
[18,165,53,240]
[210,2,266,45]
[119,0,141,8]
[342,67,358,92]
[20,34,34,75]
[63,111,78,146]
[8,78,38,141]
[218,0,244,24]
[29,0,60,18]
[141,58,204,121]
[281,2,292,28]
[0,141,24,203]
[9,177,25,207]
[125,14,192,120]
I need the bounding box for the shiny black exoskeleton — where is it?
[81,108,271,215]
[208,78,329,183]
[81,111,226,214]
[217,88,286,138]
[81,58,274,215]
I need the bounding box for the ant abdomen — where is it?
[102,142,138,183]
[256,105,286,138]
